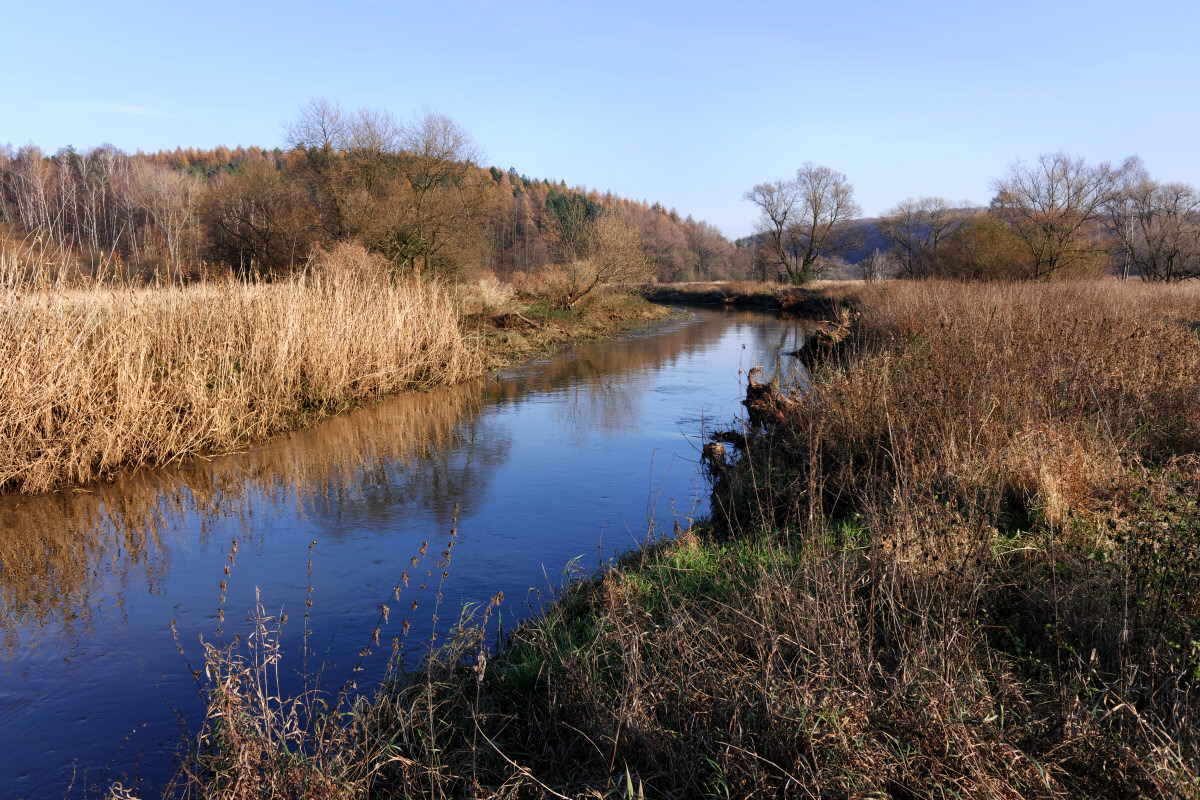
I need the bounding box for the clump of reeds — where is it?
[699,279,1200,796]
[171,590,374,798]
[0,244,480,493]
[454,273,517,317]
[154,511,486,800]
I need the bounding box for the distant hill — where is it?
[837,217,891,264]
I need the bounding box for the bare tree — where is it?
[380,110,489,278]
[200,156,316,278]
[858,248,892,282]
[1104,157,1150,280]
[130,161,202,275]
[635,206,693,282]
[878,196,963,278]
[991,152,1120,280]
[1110,173,1200,281]
[285,98,355,238]
[559,213,652,307]
[284,97,351,154]
[285,101,492,278]
[9,146,55,242]
[683,217,732,280]
[744,163,860,284]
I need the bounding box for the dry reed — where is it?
[127,279,1200,799]
[366,279,1200,798]
[0,247,480,493]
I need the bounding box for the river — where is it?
[0,307,807,798]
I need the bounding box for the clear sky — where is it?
[3,0,1197,238]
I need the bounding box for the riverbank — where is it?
[164,279,1200,800]
[0,265,672,495]
[460,282,683,371]
[640,278,854,317]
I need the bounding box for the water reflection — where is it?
[0,307,807,796]
[0,383,489,654]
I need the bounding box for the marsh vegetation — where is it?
[150,280,1200,799]
[3,101,1199,800]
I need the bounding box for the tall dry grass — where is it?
[363,279,1200,798]
[0,243,480,493]
[728,280,1200,528]
[700,279,1200,796]
[118,279,1200,799]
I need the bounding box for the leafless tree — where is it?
[559,213,652,307]
[878,196,963,278]
[130,161,202,275]
[1108,167,1200,282]
[744,163,860,284]
[284,97,351,154]
[200,156,316,277]
[285,101,492,278]
[9,146,55,242]
[381,110,489,278]
[635,206,694,281]
[858,248,892,282]
[991,152,1120,280]
[684,217,733,280]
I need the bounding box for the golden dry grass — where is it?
[123,279,1200,799]
[0,251,480,493]
[356,279,1200,799]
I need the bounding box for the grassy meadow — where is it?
[150,278,1200,799]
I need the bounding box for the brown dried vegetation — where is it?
[141,280,1200,799]
[0,244,479,493]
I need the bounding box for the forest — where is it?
[0,101,749,287]
[6,105,1197,291]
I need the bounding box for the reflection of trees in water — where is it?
[306,410,513,533]
[0,308,784,654]
[0,479,182,655]
[749,313,805,358]
[557,378,639,440]
[499,312,756,440]
[737,313,810,389]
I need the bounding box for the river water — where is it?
[0,307,806,798]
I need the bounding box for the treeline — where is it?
[747,153,1200,283]
[0,100,750,284]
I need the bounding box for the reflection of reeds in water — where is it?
[0,309,764,654]
[0,383,488,653]
[0,268,480,494]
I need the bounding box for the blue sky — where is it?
[3,0,1197,237]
